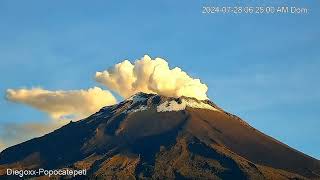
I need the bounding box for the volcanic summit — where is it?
[0,92,319,179]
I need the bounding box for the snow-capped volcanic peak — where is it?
[127,92,149,104]
[123,92,220,114]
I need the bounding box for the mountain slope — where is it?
[0,92,319,179]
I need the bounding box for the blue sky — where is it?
[0,0,319,159]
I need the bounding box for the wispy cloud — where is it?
[6,87,117,120]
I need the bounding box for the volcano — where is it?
[0,92,319,179]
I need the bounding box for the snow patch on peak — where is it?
[187,100,218,110]
[157,99,219,112]
[157,100,185,112]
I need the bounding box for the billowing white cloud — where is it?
[6,87,117,120]
[95,55,208,100]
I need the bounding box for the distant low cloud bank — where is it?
[95,55,208,100]
[0,121,59,152]
[0,140,5,152]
